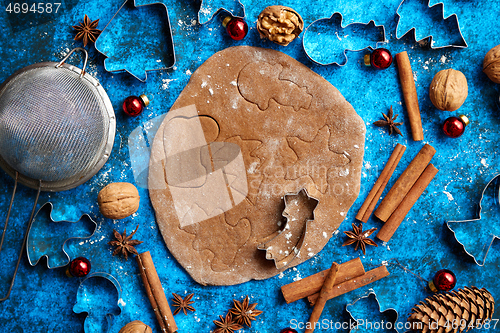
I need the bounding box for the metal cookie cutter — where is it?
[303,12,386,66]
[258,188,319,270]
[346,289,399,333]
[447,174,500,266]
[27,202,97,269]
[95,0,176,82]
[396,0,467,49]
[198,0,245,24]
[73,272,124,333]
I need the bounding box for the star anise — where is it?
[213,313,243,333]
[373,106,403,136]
[108,224,143,260]
[172,293,195,315]
[229,296,263,327]
[72,14,101,47]
[342,223,378,255]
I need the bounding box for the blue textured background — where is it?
[1,0,500,332]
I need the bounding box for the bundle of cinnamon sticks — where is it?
[356,143,438,242]
[281,257,389,305]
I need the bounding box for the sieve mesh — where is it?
[0,65,111,186]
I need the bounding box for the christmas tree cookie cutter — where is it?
[27,202,97,269]
[396,0,467,49]
[447,174,500,266]
[346,290,400,333]
[258,188,319,270]
[302,12,386,66]
[198,0,245,24]
[73,272,124,333]
[95,0,176,82]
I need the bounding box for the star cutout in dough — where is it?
[285,126,349,192]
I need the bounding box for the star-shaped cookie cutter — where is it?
[447,174,500,266]
[258,188,319,270]
[27,202,97,269]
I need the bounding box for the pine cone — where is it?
[408,286,495,333]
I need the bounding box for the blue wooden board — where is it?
[1,0,500,332]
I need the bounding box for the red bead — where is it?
[365,48,393,69]
[443,116,467,138]
[225,17,248,41]
[67,257,91,278]
[123,95,149,116]
[280,329,297,333]
[428,269,456,292]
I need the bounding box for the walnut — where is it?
[483,44,500,83]
[98,182,140,219]
[429,69,468,111]
[257,6,303,46]
[118,320,152,333]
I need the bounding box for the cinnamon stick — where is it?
[377,164,438,242]
[307,265,390,306]
[396,51,424,141]
[136,251,178,333]
[281,257,365,304]
[305,263,339,333]
[374,144,435,222]
[356,144,406,222]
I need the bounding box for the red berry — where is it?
[429,269,456,292]
[123,94,149,116]
[365,48,393,69]
[67,257,91,278]
[280,328,298,333]
[225,17,248,41]
[443,116,467,138]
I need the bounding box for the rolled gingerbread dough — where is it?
[149,46,365,285]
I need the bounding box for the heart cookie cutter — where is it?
[447,174,500,266]
[302,12,386,66]
[396,0,467,49]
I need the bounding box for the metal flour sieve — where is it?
[0,48,115,301]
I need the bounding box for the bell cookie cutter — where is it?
[27,202,97,269]
[302,12,386,66]
[198,0,245,24]
[396,0,467,49]
[258,188,319,270]
[447,174,500,266]
[95,0,176,82]
[73,272,124,333]
[346,289,399,333]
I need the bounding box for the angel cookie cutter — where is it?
[26,202,97,269]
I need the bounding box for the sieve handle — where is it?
[56,47,88,78]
